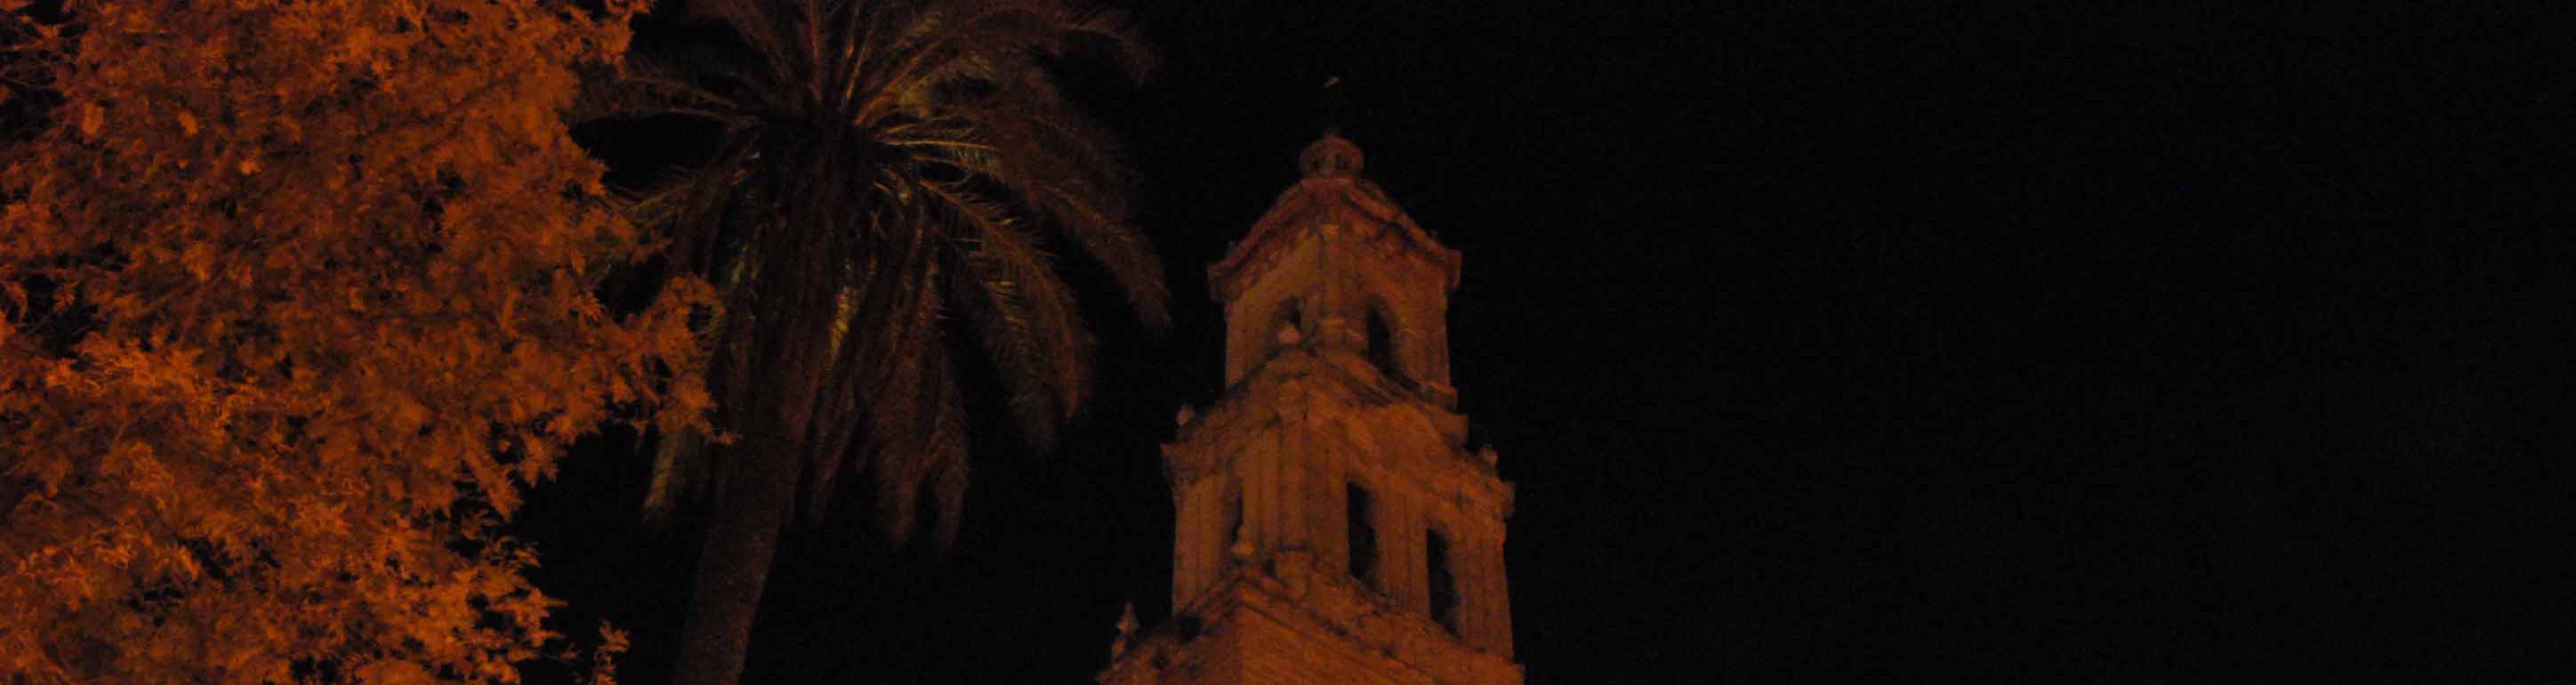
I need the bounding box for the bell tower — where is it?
[1101,133,1521,685]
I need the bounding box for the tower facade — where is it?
[1100,133,1521,685]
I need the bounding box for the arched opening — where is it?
[1427,527,1460,634]
[1220,480,1244,558]
[1345,482,1378,589]
[1365,306,1404,383]
[1279,299,1304,337]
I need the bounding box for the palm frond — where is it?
[1031,182,1169,331]
[927,179,1091,427]
[682,0,804,94]
[1059,5,1154,83]
[866,334,969,548]
[569,66,752,125]
[930,102,1164,330]
[863,270,961,543]
[797,279,868,520]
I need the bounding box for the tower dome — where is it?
[1299,131,1364,178]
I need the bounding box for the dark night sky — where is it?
[518,3,2574,684]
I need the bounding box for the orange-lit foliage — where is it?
[0,2,704,683]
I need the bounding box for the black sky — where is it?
[519,3,2574,684]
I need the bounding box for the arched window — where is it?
[1346,482,1378,588]
[1279,300,1304,337]
[1221,480,1244,556]
[1365,307,1404,383]
[1427,528,1460,633]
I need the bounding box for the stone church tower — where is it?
[1099,133,1522,685]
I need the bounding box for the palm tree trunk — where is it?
[671,202,845,685]
[672,434,799,685]
[673,314,825,685]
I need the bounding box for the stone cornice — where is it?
[1163,349,1513,520]
[1207,175,1464,302]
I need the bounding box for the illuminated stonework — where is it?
[1100,133,1520,685]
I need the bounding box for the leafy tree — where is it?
[0,2,706,683]
[584,1,1163,683]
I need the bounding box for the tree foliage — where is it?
[0,2,706,683]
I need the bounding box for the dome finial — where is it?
[1300,131,1363,179]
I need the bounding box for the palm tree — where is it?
[581,3,1163,684]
